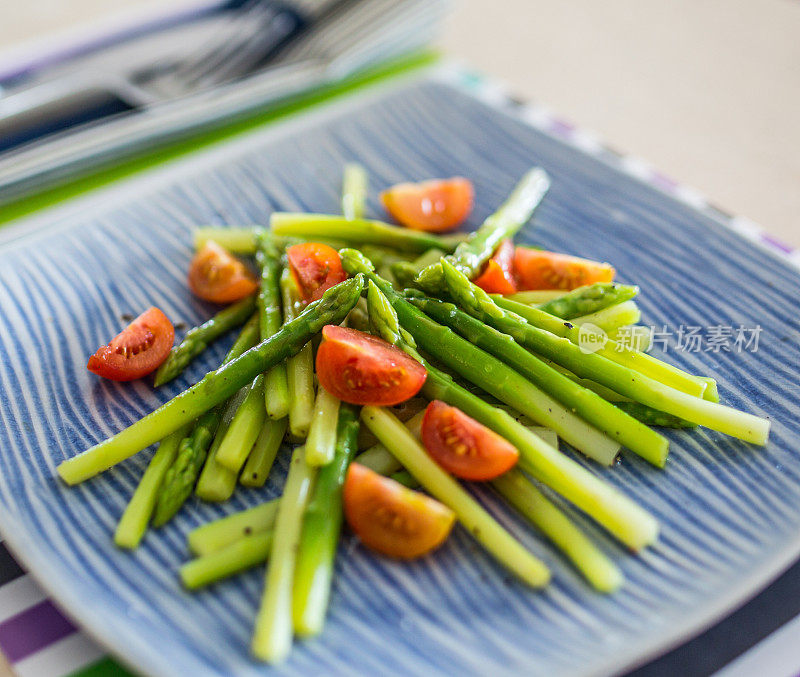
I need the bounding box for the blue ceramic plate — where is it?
[1,69,799,677]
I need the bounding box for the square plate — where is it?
[1,68,799,677]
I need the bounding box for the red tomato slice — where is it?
[286,242,348,303]
[380,177,474,233]
[514,247,615,291]
[421,401,519,481]
[188,240,258,304]
[473,239,517,294]
[316,326,427,406]
[344,463,455,559]
[87,307,174,381]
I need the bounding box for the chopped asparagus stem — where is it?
[188,499,279,556]
[181,531,275,589]
[271,213,464,253]
[305,387,342,466]
[252,446,317,663]
[194,389,249,502]
[355,410,425,475]
[342,163,368,220]
[293,404,359,637]
[215,374,267,473]
[492,470,623,593]
[571,300,642,333]
[257,232,291,420]
[194,227,265,254]
[240,418,288,488]
[281,268,316,438]
[361,406,550,588]
[113,424,191,549]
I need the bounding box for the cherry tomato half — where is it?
[188,240,258,304]
[380,177,474,233]
[344,463,455,559]
[87,307,174,381]
[473,238,517,294]
[286,242,348,303]
[316,325,427,406]
[514,247,615,291]
[421,400,519,481]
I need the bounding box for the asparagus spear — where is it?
[181,531,275,590]
[153,411,219,526]
[154,295,257,386]
[341,163,368,220]
[305,387,341,466]
[188,499,279,556]
[114,424,191,549]
[495,295,708,397]
[571,300,641,333]
[252,446,317,663]
[58,276,364,485]
[270,213,464,253]
[361,406,550,587]
[257,232,290,420]
[281,268,316,438]
[407,293,668,467]
[293,404,359,636]
[529,282,639,320]
[359,263,656,550]
[413,168,550,292]
[215,374,267,474]
[240,418,288,487]
[443,262,770,445]
[492,470,623,593]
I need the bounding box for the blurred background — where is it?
[1,0,798,244]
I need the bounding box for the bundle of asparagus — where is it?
[57,163,770,664]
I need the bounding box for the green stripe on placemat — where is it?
[0,50,437,228]
[67,656,135,677]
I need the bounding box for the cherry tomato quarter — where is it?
[514,248,615,291]
[316,326,427,406]
[286,242,348,303]
[421,400,519,481]
[380,177,474,232]
[343,463,455,559]
[188,240,258,303]
[87,307,174,381]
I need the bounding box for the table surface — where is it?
[0,3,798,676]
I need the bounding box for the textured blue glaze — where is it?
[0,78,799,676]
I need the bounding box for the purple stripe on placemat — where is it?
[548,118,575,138]
[0,599,76,662]
[649,171,679,193]
[760,233,795,255]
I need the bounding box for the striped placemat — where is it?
[0,541,129,677]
